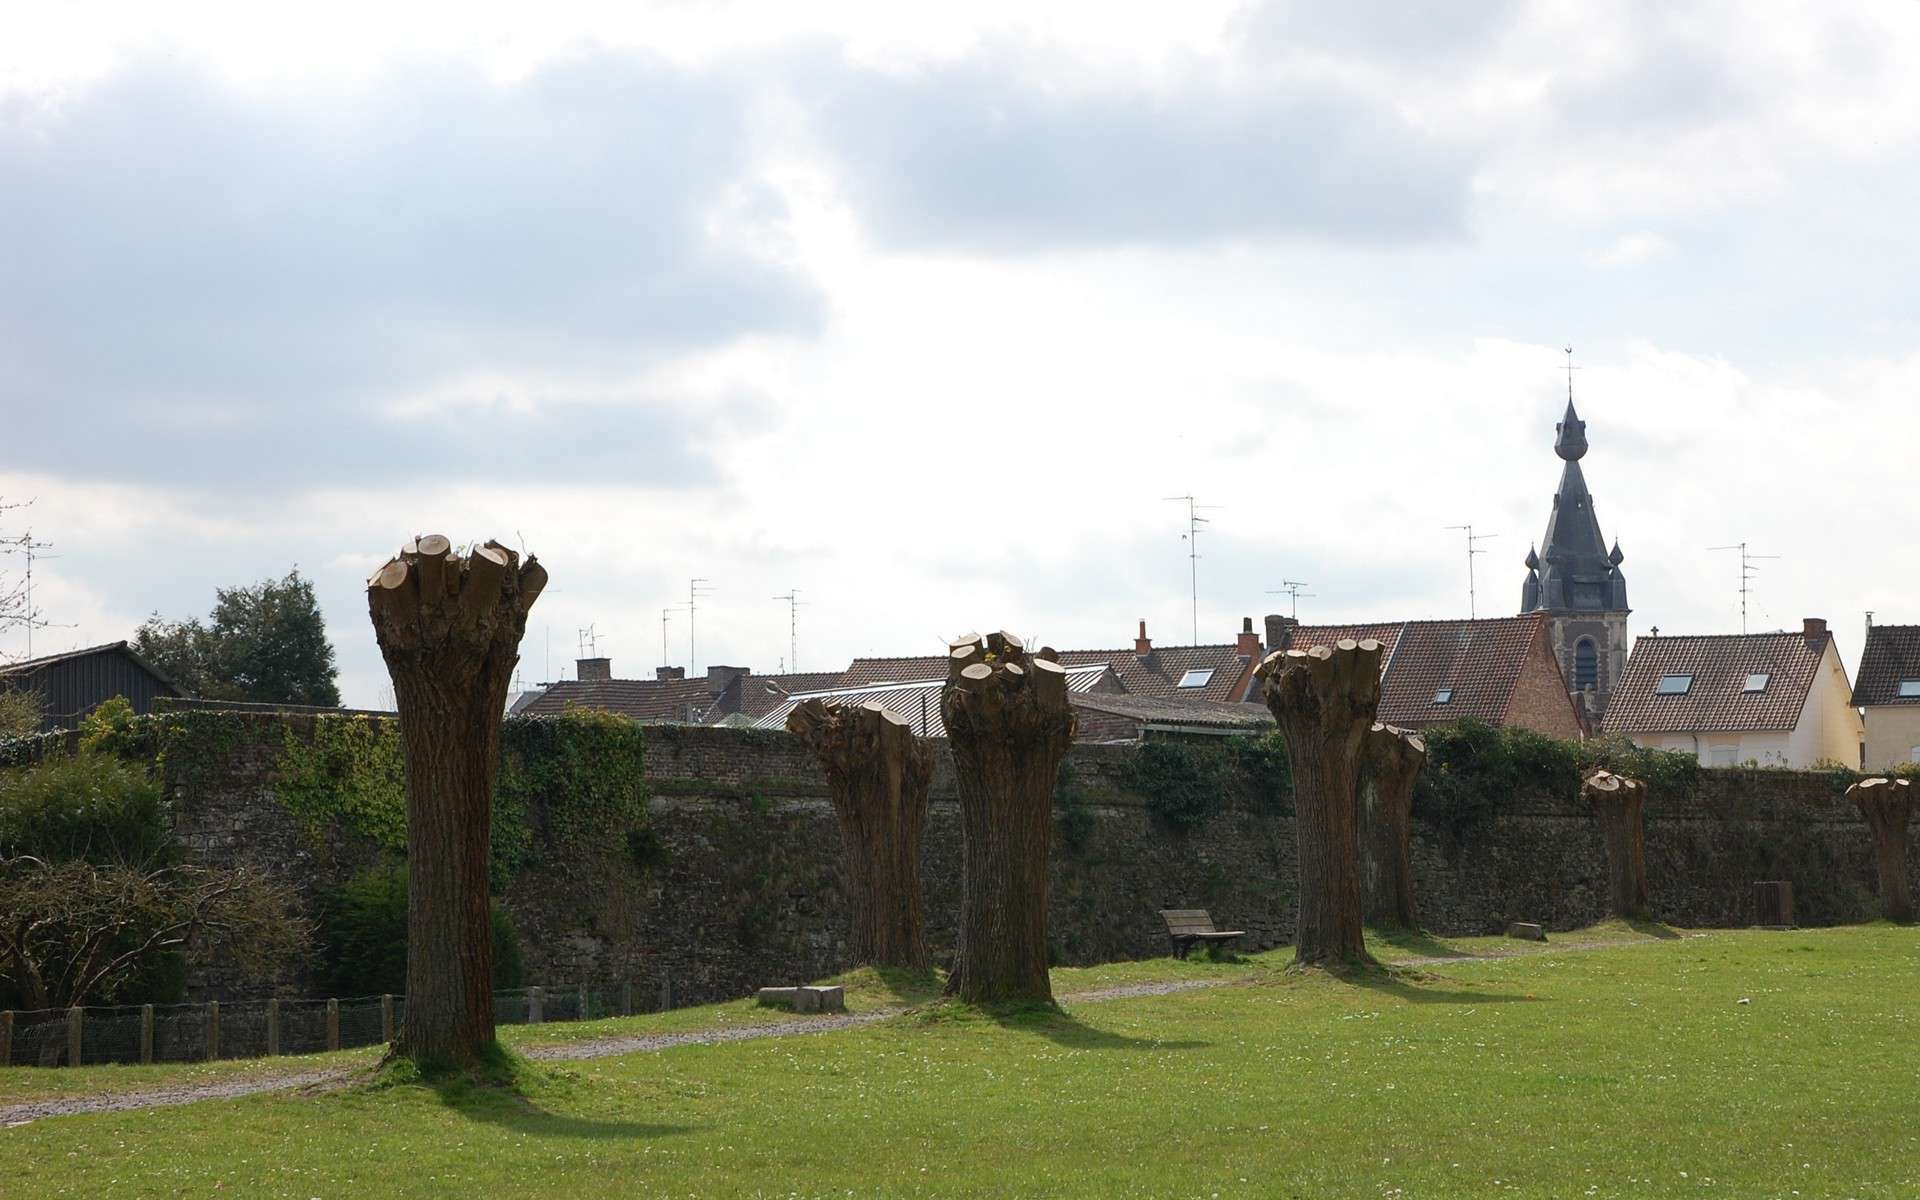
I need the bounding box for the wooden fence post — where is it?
[621,981,633,1018]
[381,994,394,1043]
[266,999,280,1057]
[66,1007,82,1067]
[0,1011,12,1068]
[529,987,543,1024]
[326,999,340,1051]
[207,1001,220,1061]
[140,1005,154,1064]
[578,982,589,1021]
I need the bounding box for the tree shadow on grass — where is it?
[1340,966,1542,1007]
[444,1088,697,1141]
[984,1002,1210,1052]
[1366,926,1472,960]
[384,1049,698,1142]
[1620,917,1683,940]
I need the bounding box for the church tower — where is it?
[1520,397,1629,721]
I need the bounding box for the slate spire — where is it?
[1523,399,1625,614]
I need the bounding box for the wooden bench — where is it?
[1159,909,1246,959]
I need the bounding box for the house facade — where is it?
[1601,619,1862,767]
[1851,623,1920,770]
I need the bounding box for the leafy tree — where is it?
[314,863,524,998]
[0,687,42,739]
[135,568,342,706]
[0,749,170,867]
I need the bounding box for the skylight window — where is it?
[1176,669,1214,689]
[1744,673,1770,693]
[1656,674,1694,695]
[1433,688,1453,704]
[1900,679,1920,698]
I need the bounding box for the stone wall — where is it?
[160,720,1915,1009]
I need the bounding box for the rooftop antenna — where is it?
[1707,542,1779,635]
[1164,494,1223,644]
[1444,525,1497,619]
[0,524,57,659]
[1266,580,1315,619]
[772,589,806,673]
[576,624,598,659]
[688,578,714,670]
[661,607,680,670]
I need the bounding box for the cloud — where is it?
[0,51,822,490]
[1585,231,1673,268]
[804,50,1475,252]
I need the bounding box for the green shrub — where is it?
[0,749,170,866]
[314,863,525,997]
[1577,733,1699,798]
[1413,718,1579,839]
[1126,740,1231,830]
[77,695,139,754]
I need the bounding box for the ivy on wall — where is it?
[1120,734,1292,831]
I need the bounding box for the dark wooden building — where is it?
[0,642,185,732]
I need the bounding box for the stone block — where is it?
[756,987,800,1008]
[803,985,845,1013]
[1506,921,1546,941]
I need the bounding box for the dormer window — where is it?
[1432,688,1453,704]
[1176,669,1214,689]
[1900,679,1920,698]
[1744,673,1770,693]
[1656,674,1693,695]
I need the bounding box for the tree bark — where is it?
[941,632,1076,1005]
[367,535,544,1067]
[1848,777,1914,924]
[786,698,935,970]
[1583,770,1649,920]
[1359,722,1426,929]
[1257,639,1383,967]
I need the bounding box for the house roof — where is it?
[1602,630,1832,734]
[840,642,1256,704]
[1853,624,1920,707]
[516,676,722,723]
[721,672,852,723]
[1278,615,1567,728]
[1069,692,1274,733]
[753,664,1112,739]
[0,640,186,696]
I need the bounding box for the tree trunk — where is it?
[1359,722,1426,929]
[941,632,1076,1005]
[786,699,935,970]
[1583,770,1649,920]
[1257,639,1383,967]
[1848,777,1914,924]
[367,534,545,1067]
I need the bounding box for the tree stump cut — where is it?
[1359,722,1426,929]
[1847,777,1914,924]
[367,534,545,1066]
[940,631,1076,1005]
[1257,638,1384,967]
[786,698,936,970]
[1583,769,1649,921]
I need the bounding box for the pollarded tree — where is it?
[786,698,935,971]
[366,535,545,1067]
[1257,639,1383,967]
[1847,777,1914,924]
[1583,769,1649,920]
[941,631,1076,1005]
[1359,722,1426,929]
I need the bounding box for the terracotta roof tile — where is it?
[842,642,1257,703]
[517,677,720,723]
[1853,625,1920,707]
[1280,615,1564,728]
[1602,631,1829,734]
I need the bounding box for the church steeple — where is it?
[1523,396,1626,615]
[1554,398,1588,461]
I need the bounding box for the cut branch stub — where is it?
[1257,638,1384,966]
[941,629,1077,1005]
[1847,777,1914,923]
[365,534,544,1067]
[1583,769,1650,920]
[785,698,935,969]
[1359,722,1426,929]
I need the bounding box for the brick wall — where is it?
[1503,623,1587,739]
[159,720,1913,1008]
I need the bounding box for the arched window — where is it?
[1573,638,1599,690]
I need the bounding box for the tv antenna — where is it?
[772,589,806,673]
[687,578,714,670]
[0,523,57,659]
[1266,580,1315,619]
[576,624,599,659]
[1444,524,1497,619]
[1707,542,1779,634]
[1164,494,1223,644]
[660,607,682,670]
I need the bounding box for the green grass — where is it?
[5,924,1918,1197]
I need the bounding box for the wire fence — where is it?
[0,981,658,1069]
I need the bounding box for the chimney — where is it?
[1236,616,1261,659]
[576,657,612,682]
[1803,617,1828,644]
[707,665,749,693]
[655,666,686,681]
[1134,620,1152,657]
[1263,614,1299,651]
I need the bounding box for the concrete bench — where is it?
[756,985,846,1014]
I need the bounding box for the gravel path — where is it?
[0,939,1675,1126]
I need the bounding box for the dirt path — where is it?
[0,937,1682,1126]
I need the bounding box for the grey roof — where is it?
[1069,692,1274,733]
[1521,398,1628,615]
[753,664,1112,739]
[0,640,187,696]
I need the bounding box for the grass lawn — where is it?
[3,923,1917,1198]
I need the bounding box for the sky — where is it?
[3,1,1918,708]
